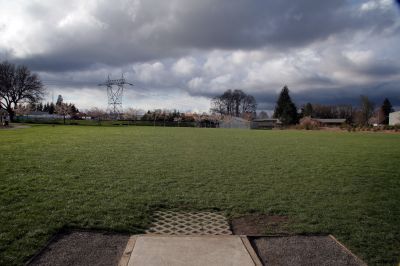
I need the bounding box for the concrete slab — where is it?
[121,235,261,266]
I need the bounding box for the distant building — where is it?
[251,118,281,129]
[389,111,400,125]
[18,111,68,120]
[300,117,346,127]
[219,116,251,129]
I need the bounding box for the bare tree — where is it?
[241,94,257,115]
[173,116,182,127]
[14,103,31,116]
[0,61,44,121]
[122,107,140,121]
[258,111,269,119]
[153,109,162,127]
[358,95,374,126]
[55,103,72,125]
[309,103,354,123]
[211,89,257,117]
[87,107,106,125]
[162,109,170,127]
[232,90,246,116]
[210,96,226,115]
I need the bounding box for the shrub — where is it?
[299,116,319,130]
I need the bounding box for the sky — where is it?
[1,0,400,112]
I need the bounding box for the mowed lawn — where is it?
[0,125,399,265]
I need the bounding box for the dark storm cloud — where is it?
[358,61,400,77]
[294,83,400,107]
[162,1,357,49]
[8,0,398,72]
[253,82,400,111]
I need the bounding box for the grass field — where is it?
[0,125,399,265]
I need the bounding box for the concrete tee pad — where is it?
[120,235,262,266]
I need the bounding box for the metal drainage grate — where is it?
[146,211,232,235]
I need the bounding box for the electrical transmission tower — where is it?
[98,75,133,119]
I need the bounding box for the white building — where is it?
[389,111,400,126]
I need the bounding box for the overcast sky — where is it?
[1,0,400,112]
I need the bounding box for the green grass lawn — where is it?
[0,125,399,265]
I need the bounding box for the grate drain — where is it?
[146,211,232,235]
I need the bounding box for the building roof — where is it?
[219,116,250,129]
[314,118,346,123]
[27,111,50,115]
[253,118,280,122]
[222,116,250,122]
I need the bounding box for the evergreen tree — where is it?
[303,103,313,117]
[48,102,55,114]
[70,104,79,114]
[273,85,298,125]
[381,98,394,125]
[56,95,63,106]
[43,102,50,112]
[37,102,44,112]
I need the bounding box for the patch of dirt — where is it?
[27,231,129,266]
[0,124,31,130]
[250,235,366,266]
[230,214,289,235]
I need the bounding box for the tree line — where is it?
[1,61,396,126]
[85,107,220,127]
[272,85,394,126]
[210,85,394,127]
[18,96,79,118]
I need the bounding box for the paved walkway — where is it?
[119,235,262,266]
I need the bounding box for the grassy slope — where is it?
[0,125,399,265]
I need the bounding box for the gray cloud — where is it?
[6,0,398,71]
[1,0,400,111]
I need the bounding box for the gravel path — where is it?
[28,231,129,266]
[251,235,366,266]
